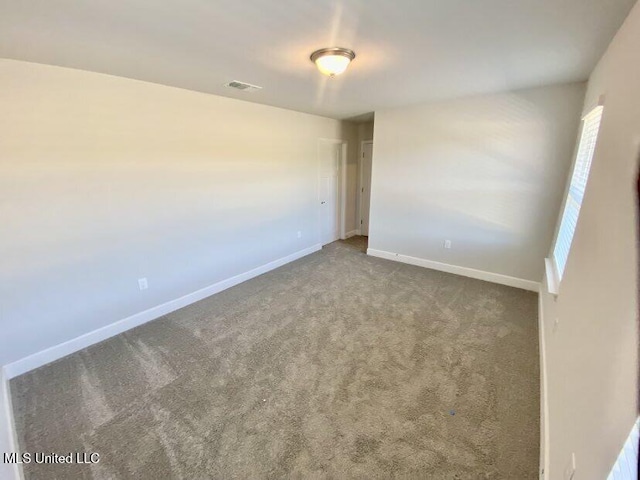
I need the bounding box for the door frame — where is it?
[358,140,374,236]
[317,138,348,244]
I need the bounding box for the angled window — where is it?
[550,105,603,288]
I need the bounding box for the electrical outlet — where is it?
[444,240,452,249]
[297,231,302,238]
[138,278,148,290]
[563,453,576,480]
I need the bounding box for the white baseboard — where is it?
[4,244,322,379]
[608,417,640,480]
[538,286,550,479]
[0,370,22,480]
[366,248,540,292]
[343,230,359,239]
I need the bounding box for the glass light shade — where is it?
[314,54,351,76]
[310,48,355,77]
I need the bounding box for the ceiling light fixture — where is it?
[310,47,356,77]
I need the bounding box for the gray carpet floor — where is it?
[11,237,539,479]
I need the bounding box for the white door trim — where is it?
[358,140,374,236]
[318,138,348,244]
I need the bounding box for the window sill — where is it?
[544,258,560,296]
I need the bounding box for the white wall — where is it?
[0,59,350,367]
[368,83,586,282]
[540,3,640,478]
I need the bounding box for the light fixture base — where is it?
[310,47,356,63]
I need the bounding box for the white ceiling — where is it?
[0,0,635,120]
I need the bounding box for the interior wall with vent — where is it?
[368,82,586,282]
[0,59,349,366]
[540,2,640,477]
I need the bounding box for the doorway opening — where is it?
[318,138,347,246]
[359,140,373,238]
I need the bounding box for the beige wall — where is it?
[0,59,351,366]
[540,3,640,478]
[358,121,374,144]
[368,83,586,282]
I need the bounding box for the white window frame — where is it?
[546,104,604,295]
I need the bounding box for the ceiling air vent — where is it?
[224,80,262,92]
